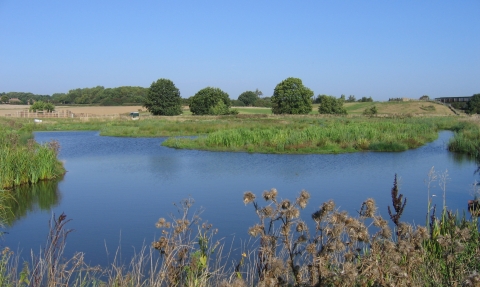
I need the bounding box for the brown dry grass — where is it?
[344,101,455,115]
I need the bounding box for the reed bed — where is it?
[1,173,480,286]
[0,119,64,189]
[448,121,480,157]
[163,117,459,154]
[27,115,480,155]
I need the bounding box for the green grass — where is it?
[448,121,480,157]
[163,117,462,154]
[25,115,478,155]
[231,107,272,114]
[0,118,65,189]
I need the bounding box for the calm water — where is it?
[3,131,478,266]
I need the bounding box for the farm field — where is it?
[0,100,456,117]
[0,105,144,116]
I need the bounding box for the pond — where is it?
[2,131,478,267]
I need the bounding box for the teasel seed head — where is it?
[243,191,255,205]
[296,221,307,233]
[281,199,291,209]
[261,206,274,218]
[248,224,264,237]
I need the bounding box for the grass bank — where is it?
[162,116,463,154]
[0,118,64,189]
[448,118,480,157]
[24,114,480,155]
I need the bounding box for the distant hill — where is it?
[343,101,456,115]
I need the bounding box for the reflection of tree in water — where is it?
[4,180,61,226]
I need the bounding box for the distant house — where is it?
[434,97,471,103]
[8,98,21,104]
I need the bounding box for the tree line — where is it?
[144,77,369,116]
[0,86,148,106]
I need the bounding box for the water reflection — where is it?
[5,180,61,226]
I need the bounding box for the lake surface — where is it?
[3,131,479,266]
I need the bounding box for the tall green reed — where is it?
[0,119,64,189]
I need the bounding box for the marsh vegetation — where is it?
[0,119,64,189]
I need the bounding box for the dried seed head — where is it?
[270,258,286,276]
[296,222,307,233]
[297,190,310,209]
[177,247,188,260]
[397,222,412,237]
[155,218,171,228]
[152,237,168,250]
[281,199,291,209]
[286,207,300,220]
[261,206,274,218]
[296,234,307,243]
[380,227,392,239]
[281,223,291,236]
[360,198,377,218]
[322,200,335,212]
[262,188,278,201]
[243,192,256,205]
[248,224,264,237]
[373,216,388,228]
[306,243,316,254]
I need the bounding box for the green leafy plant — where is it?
[271,77,313,114]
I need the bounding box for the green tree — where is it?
[189,87,234,115]
[358,96,373,102]
[271,77,313,114]
[144,79,182,116]
[465,93,480,114]
[254,89,263,98]
[317,95,347,115]
[346,95,356,102]
[1,95,8,104]
[238,91,258,106]
[29,101,55,112]
[419,95,430,101]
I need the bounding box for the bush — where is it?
[317,95,347,115]
[254,97,272,108]
[231,100,245,107]
[271,77,313,114]
[237,91,258,106]
[29,101,55,112]
[465,93,480,114]
[358,96,373,102]
[363,105,378,116]
[189,87,233,115]
[143,79,182,116]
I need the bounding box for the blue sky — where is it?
[1,1,479,100]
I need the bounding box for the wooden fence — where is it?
[4,110,121,119]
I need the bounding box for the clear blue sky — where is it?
[1,1,479,100]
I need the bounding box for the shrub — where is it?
[189,87,233,115]
[363,105,378,116]
[271,78,313,114]
[143,78,182,116]
[317,95,347,115]
[237,91,258,106]
[465,93,480,114]
[29,101,55,112]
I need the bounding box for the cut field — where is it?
[343,101,455,115]
[0,101,456,117]
[0,105,144,116]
